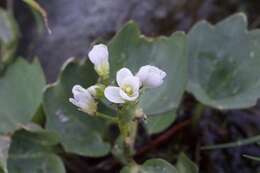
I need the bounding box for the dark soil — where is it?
[8,0,260,172]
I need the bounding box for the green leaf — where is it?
[7,129,65,173]
[145,110,176,134]
[176,153,198,173]
[121,159,178,173]
[0,58,45,134]
[43,58,111,157]
[188,13,260,109]
[31,105,46,126]
[109,21,187,134]
[0,8,18,64]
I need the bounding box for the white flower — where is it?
[104,68,140,103]
[136,65,166,88]
[88,44,109,78]
[69,85,97,115]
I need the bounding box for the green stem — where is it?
[98,74,110,86]
[118,120,138,164]
[96,112,118,123]
[111,102,139,165]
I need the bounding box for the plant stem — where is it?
[116,103,139,164]
[117,120,135,163]
[96,112,118,123]
[99,75,110,86]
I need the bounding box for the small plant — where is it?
[69,43,168,166]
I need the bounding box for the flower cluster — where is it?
[69,44,166,116]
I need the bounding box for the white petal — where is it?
[116,67,134,87]
[72,85,90,102]
[88,44,109,66]
[147,65,166,78]
[143,73,164,88]
[69,98,80,107]
[70,97,86,109]
[121,76,140,91]
[119,89,139,101]
[70,85,97,115]
[104,86,125,103]
[71,85,93,105]
[136,65,166,88]
[136,65,150,82]
[72,85,93,103]
[72,85,86,95]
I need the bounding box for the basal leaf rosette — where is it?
[43,58,111,157]
[108,21,187,134]
[188,13,260,109]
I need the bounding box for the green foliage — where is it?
[188,13,260,109]
[7,129,65,173]
[121,153,198,173]
[176,153,199,173]
[121,159,178,173]
[0,8,19,68]
[0,58,45,134]
[43,58,111,157]
[31,105,46,126]
[145,110,176,134]
[109,21,187,134]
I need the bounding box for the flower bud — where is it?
[88,44,109,79]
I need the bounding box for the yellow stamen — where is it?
[123,85,133,96]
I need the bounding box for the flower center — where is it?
[122,85,134,96]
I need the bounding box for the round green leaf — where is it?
[121,159,178,173]
[109,21,187,133]
[0,58,45,134]
[43,58,111,157]
[7,130,65,173]
[188,13,260,109]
